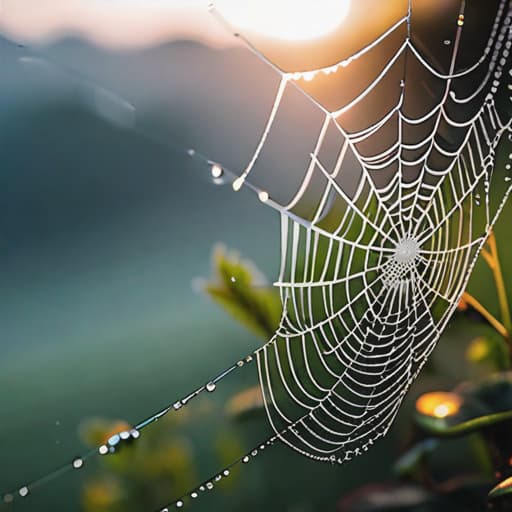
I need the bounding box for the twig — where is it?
[461,292,509,341]
[485,230,512,333]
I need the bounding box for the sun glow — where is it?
[215,0,351,42]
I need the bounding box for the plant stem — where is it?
[486,230,512,333]
[461,292,509,340]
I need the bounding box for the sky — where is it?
[0,0,361,50]
[0,0,234,48]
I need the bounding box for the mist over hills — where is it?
[1,35,317,246]
[0,35,291,359]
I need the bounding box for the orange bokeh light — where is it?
[416,392,462,419]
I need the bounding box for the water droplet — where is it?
[251,449,258,456]
[206,381,216,392]
[223,469,230,476]
[187,148,195,157]
[214,474,222,482]
[19,487,29,497]
[173,401,182,410]
[176,500,184,508]
[505,176,511,182]
[236,360,244,367]
[99,445,108,455]
[232,176,244,191]
[120,431,130,440]
[303,71,316,82]
[245,355,253,363]
[443,39,451,45]
[131,429,140,439]
[242,455,250,463]
[206,482,214,490]
[191,492,198,499]
[258,190,269,202]
[210,164,223,179]
[199,485,206,492]
[72,457,84,469]
[107,434,120,447]
[230,276,236,283]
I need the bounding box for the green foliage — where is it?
[466,335,509,372]
[199,245,281,339]
[79,415,197,512]
[78,399,245,512]
[415,375,512,438]
[393,438,439,478]
[77,245,281,512]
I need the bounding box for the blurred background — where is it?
[1,1,511,511]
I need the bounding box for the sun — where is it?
[215,0,351,42]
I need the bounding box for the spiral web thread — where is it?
[3,0,512,509]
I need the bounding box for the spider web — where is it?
[214,0,512,463]
[3,0,512,508]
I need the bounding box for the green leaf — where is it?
[393,438,439,476]
[200,245,282,339]
[489,476,512,500]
